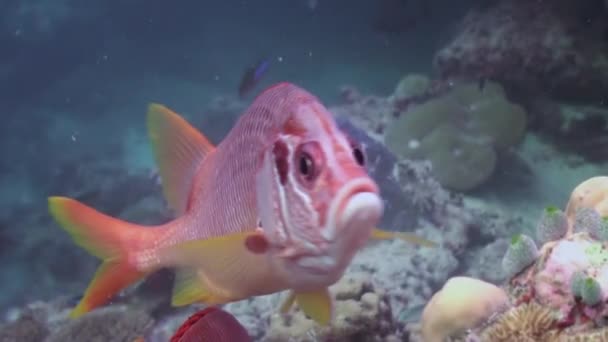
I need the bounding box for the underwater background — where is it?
[1,0,608,340]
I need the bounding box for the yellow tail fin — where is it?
[48,197,155,318]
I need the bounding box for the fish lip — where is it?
[292,254,337,276]
[297,263,333,276]
[339,192,383,230]
[321,178,382,241]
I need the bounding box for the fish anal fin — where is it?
[371,228,437,248]
[147,103,215,215]
[295,289,333,326]
[172,268,223,307]
[74,259,145,318]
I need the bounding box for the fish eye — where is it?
[298,152,315,181]
[295,141,323,184]
[352,146,365,166]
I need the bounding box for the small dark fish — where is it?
[478,77,487,91]
[170,307,252,342]
[238,59,270,98]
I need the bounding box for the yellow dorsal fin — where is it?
[147,103,215,215]
[371,228,437,248]
[294,289,333,325]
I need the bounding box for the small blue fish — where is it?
[238,59,270,98]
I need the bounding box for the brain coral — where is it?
[385,81,526,191]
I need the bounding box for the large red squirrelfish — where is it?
[49,82,434,324]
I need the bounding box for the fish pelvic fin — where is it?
[147,103,216,215]
[48,196,159,318]
[291,289,333,326]
[171,267,225,307]
[371,228,438,248]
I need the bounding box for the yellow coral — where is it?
[565,177,608,234]
[420,276,509,342]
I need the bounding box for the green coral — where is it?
[385,81,527,191]
[600,218,608,241]
[502,234,539,278]
[570,272,602,306]
[536,205,569,244]
[570,270,586,298]
[420,124,497,191]
[581,277,603,306]
[391,74,431,101]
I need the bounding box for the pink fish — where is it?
[49,82,434,324]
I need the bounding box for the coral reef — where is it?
[434,0,608,103]
[384,80,526,191]
[414,176,608,341]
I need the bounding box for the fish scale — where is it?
[161,83,318,245]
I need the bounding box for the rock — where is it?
[264,274,394,342]
[0,314,48,342]
[46,306,153,342]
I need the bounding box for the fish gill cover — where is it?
[0,0,607,341]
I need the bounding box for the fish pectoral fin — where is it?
[162,231,266,307]
[294,289,333,326]
[371,228,437,248]
[161,231,260,266]
[147,103,216,215]
[172,268,217,307]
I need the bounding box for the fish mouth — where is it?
[321,178,383,241]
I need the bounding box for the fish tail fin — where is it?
[48,196,159,318]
